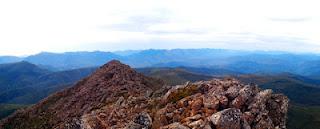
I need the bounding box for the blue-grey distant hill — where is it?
[0,56,22,64]
[24,51,120,71]
[0,61,96,104]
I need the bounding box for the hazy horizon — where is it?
[1,48,319,57]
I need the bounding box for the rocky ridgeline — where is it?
[0,60,288,129]
[152,79,289,129]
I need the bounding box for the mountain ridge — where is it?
[0,60,288,129]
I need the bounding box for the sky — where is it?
[0,0,319,56]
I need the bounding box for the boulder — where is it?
[210,108,242,129]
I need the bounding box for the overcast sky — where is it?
[0,0,319,56]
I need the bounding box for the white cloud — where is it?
[0,0,319,56]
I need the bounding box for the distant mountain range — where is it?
[1,49,320,76]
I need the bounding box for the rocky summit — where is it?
[0,60,289,129]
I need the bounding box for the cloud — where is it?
[146,30,208,35]
[100,11,209,35]
[100,8,171,32]
[101,16,168,32]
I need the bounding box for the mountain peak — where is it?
[92,60,139,81]
[99,59,129,71]
[0,60,163,129]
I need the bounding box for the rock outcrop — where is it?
[0,60,289,129]
[151,79,288,129]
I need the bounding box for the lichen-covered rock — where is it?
[210,108,242,129]
[268,94,289,127]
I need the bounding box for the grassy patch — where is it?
[0,104,28,119]
[167,85,199,103]
[287,104,320,129]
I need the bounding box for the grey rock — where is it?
[210,108,242,129]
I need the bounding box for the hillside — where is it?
[0,104,28,119]
[235,74,320,106]
[0,61,50,92]
[137,67,213,85]
[0,62,96,104]
[287,105,320,129]
[0,60,288,129]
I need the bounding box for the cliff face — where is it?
[0,60,288,129]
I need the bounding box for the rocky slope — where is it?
[0,60,289,129]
